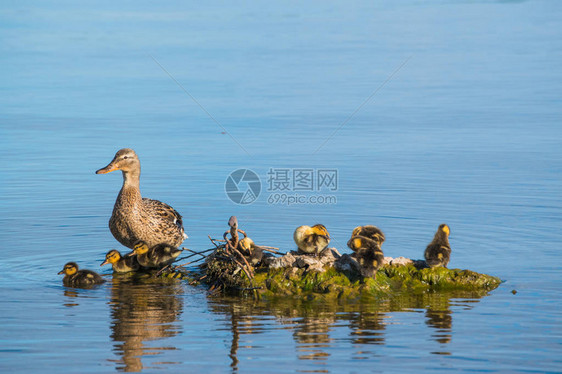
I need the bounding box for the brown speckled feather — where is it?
[109,190,186,249]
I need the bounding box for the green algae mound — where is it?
[202,255,502,300]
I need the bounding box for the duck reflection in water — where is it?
[62,289,81,307]
[348,308,386,346]
[108,274,184,372]
[426,307,452,345]
[422,292,481,355]
[292,309,335,362]
[207,289,490,369]
[208,299,270,373]
[209,298,340,368]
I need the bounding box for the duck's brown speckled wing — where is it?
[141,198,186,239]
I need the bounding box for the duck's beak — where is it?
[96,161,119,174]
[57,270,65,275]
[100,259,109,266]
[125,251,135,257]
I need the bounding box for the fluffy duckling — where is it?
[131,241,182,269]
[424,224,452,268]
[100,249,140,273]
[293,224,330,256]
[238,237,264,266]
[58,262,105,287]
[238,237,254,256]
[351,225,385,246]
[347,236,385,277]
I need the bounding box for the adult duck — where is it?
[96,148,187,249]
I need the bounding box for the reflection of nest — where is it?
[204,289,486,368]
[293,317,334,345]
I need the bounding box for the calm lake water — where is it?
[1,1,562,372]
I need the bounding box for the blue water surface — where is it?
[1,1,561,373]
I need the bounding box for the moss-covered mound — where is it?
[200,252,501,300]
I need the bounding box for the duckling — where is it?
[238,237,265,266]
[238,237,254,256]
[293,224,330,256]
[131,241,182,269]
[347,236,385,277]
[100,249,140,273]
[96,148,187,249]
[424,224,451,268]
[58,262,105,287]
[351,225,385,246]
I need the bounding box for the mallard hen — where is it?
[96,148,187,249]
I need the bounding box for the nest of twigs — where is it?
[160,216,502,299]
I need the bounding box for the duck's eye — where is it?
[123,156,129,159]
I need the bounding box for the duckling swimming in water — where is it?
[238,237,265,266]
[100,249,140,273]
[96,148,187,249]
[351,225,385,246]
[293,224,330,256]
[58,262,105,287]
[131,241,183,269]
[424,224,451,268]
[347,236,385,277]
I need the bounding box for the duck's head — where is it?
[438,224,450,237]
[352,225,385,244]
[58,262,78,276]
[312,224,330,239]
[132,241,149,255]
[101,250,121,266]
[96,148,140,175]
